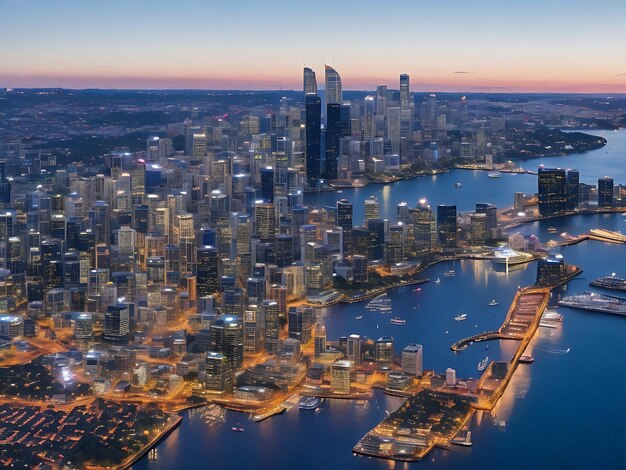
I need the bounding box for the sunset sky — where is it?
[2,0,626,92]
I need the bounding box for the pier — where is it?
[353,287,551,462]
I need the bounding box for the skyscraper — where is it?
[336,199,353,257]
[196,246,219,298]
[566,169,579,210]
[364,196,380,223]
[400,74,410,110]
[598,176,614,208]
[325,65,342,105]
[538,167,567,216]
[303,66,317,95]
[402,343,423,376]
[103,305,130,342]
[305,94,321,183]
[205,352,233,394]
[324,103,341,180]
[261,299,279,354]
[437,205,457,247]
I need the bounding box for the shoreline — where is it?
[121,415,183,470]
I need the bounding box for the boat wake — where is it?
[546,347,571,355]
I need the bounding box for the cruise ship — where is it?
[491,247,534,266]
[487,171,501,178]
[558,291,626,316]
[390,317,406,325]
[454,313,467,321]
[443,269,456,278]
[589,275,626,293]
[299,396,320,410]
[477,356,489,371]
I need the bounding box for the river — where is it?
[135,129,626,469]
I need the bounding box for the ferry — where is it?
[518,355,535,364]
[451,430,472,447]
[488,299,498,306]
[542,310,563,322]
[413,287,422,292]
[454,313,467,321]
[299,396,320,410]
[390,317,406,325]
[491,246,534,266]
[547,226,558,233]
[231,424,245,432]
[443,269,456,278]
[355,315,363,320]
[477,356,489,371]
[487,171,501,178]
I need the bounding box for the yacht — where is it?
[443,269,456,278]
[491,246,534,266]
[542,310,563,322]
[454,313,467,321]
[487,171,501,178]
[231,424,245,432]
[390,317,406,325]
[355,315,363,320]
[477,356,489,371]
[547,227,558,233]
[413,287,422,292]
[518,355,534,364]
[435,278,441,284]
[455,182,463,188]
[488,299,498,306]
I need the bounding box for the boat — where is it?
[542,310,563,322]
[518,355,534,363]
[485,345,490,350]
[355,315,363,320]
[231,424,245,432]
[487,172,501,178]
[451,430,472,447]
[443,269,456,278]
[491,246,534,266]
[413,287,422,292]
[454,313,467,321]
[488,299,498,306]
[547,227,558,233]
[390,317,406,325]
[589,275,626,293]
[558,291,626,316]
[315,407,323,413]
[299,396,320,410]
[455,182,463,188]
[477,356,489,371]
[435,278,441,284]
[355,400,368,406]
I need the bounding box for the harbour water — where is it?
[135,130,626,469]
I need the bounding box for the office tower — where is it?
[470,212,487,244]
[243,309,262,353]
[103,304,130,342]
[254,202,276,241]
[210,316,243,371]
[351,255,368,282]
[196,246,219,298]
[261,299,279,354]
[514,192,526,212]
[566,169,579,210]
[336,199,353,257]
[402,343,423,376]
[367,219,385,260]
[387,106,401,155]
[347,334,361,364]
[446,368,457,386]
[89,201,110,246]
[314,323,326,357]
[376,85,388,117]
[325,65,342,105]
[364,196,380,223]
[303,66,317,95]
[324,103,340,180]
[437,205,457,247]
[305,95,322,183]
[598,176,614,208]
[400,74,410,110]
[387,224,405,263]
[475,203,498,239]
[74,313,93,339]
[396,202,409,224]
[330,360,352,394]
[146,137,160,162]
[205,352,233,394]
[538,167,567,216]
[375,336,394,363]
[260,167,274,203]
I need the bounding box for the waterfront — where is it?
[136,130,626,469]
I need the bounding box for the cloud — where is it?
[453,71,473,74]
[617,73,626,76]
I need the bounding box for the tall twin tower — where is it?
[303,66,411,186]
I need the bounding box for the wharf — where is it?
[121,415,182,470]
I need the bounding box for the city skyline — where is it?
[2,0,626,92]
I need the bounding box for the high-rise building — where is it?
[566,169,579,210]
[196,246,219,298]
[364,196,380,223]
[303,67,317,95]
[375,336,394,363]
[314,323,326,357]
[324,103,341,180]
[330,360,352,394]
[103,305,130,342]
[205,352,233,394]
[325,65,342,105]
[347,334,361,364]
[437,205,457,247]
[414,200,435,255]
[261,299,279,354]
[446,367,457,387]
[254,202,276,240]
[210,316,243,371]
[538,167,567,216]
[400,74,410,111]
[260,167,274,203]
[367,219,385,260]
[402,343,423,376]
[475,202,497,239]
[336,199,353,257]
[305,95,322,183]
[598,176,614,208]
